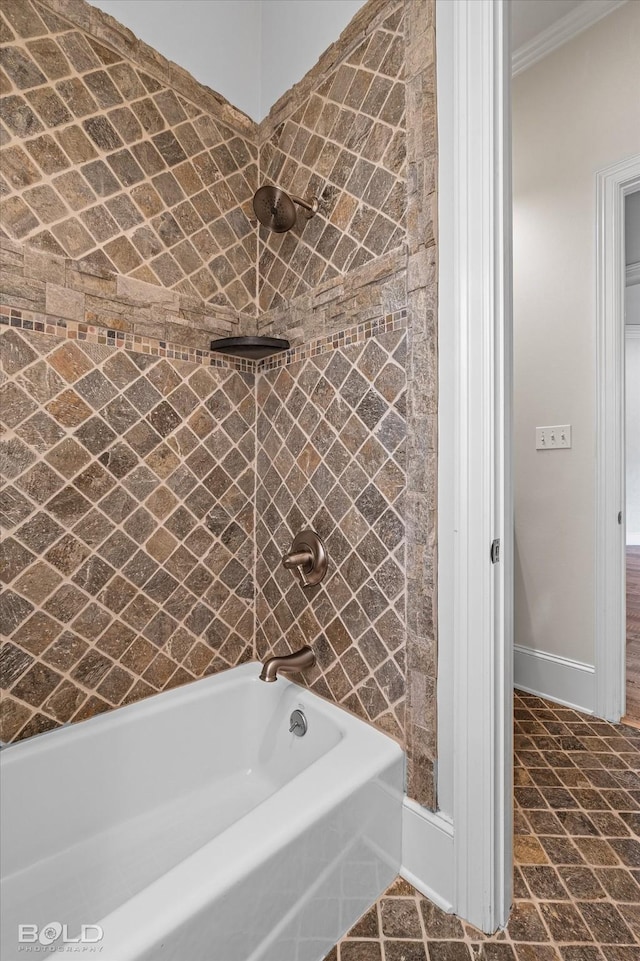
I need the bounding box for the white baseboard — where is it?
[401,798,454,913]
[514,644,595,714]
[627,532,640,546]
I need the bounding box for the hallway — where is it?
[326,691,640,960]
[626,546,640,724]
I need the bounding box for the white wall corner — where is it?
[514,645,595,714]
[512,0,628,77]
[401,799,454,914]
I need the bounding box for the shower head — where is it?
[253,185,319,233]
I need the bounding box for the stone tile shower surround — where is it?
[0,325,255,742]
[255,0,438,806]
[1,0,439,809]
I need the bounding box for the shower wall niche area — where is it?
[0,0,437,809]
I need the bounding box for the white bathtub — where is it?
[1,662,403,961]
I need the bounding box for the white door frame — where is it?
[436,0,513,933]
[595,154,640,722]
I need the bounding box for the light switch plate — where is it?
[536,425,571,450]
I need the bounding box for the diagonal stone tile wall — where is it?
[0,325,255,743]
[0,0,258,320]
[255,326,407,740]
[257,1,406,316]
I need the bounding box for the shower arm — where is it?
[290,194,319,218]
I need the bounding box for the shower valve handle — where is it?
[282,548,315,587]
[281,531,328,588]
[282,549,314,570]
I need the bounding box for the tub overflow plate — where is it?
[289,709,307,737]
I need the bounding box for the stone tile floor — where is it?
[325,690,640,960]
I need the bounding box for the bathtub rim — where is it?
[0,660,404,759]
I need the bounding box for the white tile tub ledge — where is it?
[0,662,404,961]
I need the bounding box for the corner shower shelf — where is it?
[209,336,290,360]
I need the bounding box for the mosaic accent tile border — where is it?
[1,304,408,375]
[0,237,252,355]
[0,305,253,373]
[257,308,407,371]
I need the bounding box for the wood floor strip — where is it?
[626,546,640,720]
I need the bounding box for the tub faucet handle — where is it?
[281,530,328,588]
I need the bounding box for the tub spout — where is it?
[259,645,315,683]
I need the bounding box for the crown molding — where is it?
[512,0,628,77]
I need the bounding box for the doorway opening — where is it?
[595,156,640,724]
[624,189,640,725]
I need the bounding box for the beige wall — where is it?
[513,2,640,664]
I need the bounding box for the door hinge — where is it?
[490,538,500,564]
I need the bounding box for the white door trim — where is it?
[436,0,513,933]
[595,154,640,722]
